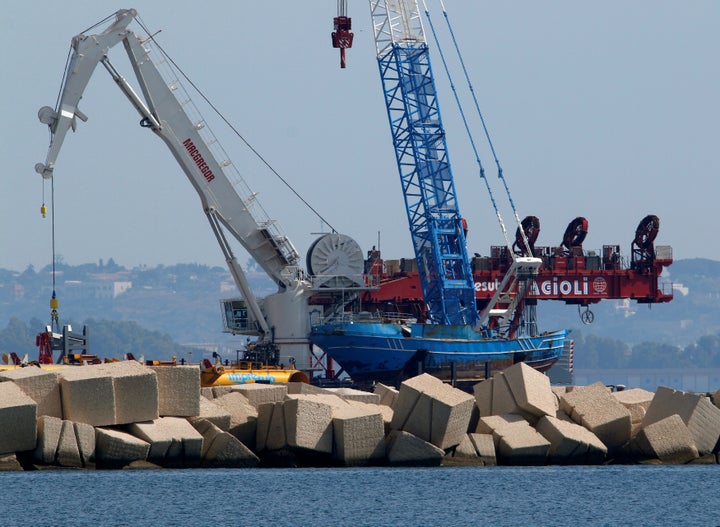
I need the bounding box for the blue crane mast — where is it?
[370,0,478,327]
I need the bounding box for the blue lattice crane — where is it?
[369,0,478,327]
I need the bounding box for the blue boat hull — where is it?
[309,323,569,385]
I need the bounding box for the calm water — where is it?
[3,465,718,527]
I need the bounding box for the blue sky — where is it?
[2,1,717,275]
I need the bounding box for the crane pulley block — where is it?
[332,16,353,68]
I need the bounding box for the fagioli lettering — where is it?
[182,138,215,183]
[475,277,593,296]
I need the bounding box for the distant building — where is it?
[63,280,132,299]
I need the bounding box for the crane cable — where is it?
[134,16,337,235]
[421,1,532,257]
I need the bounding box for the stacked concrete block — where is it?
[98,361,159,424]
[214,392,258,450]
[95,428,150,468]
[33,416,95,468]
[74,421,96,467]
[469,433,497,466]
[0,367,62,418]
[391,373,475,450]
[326,387,381,404]
[211,386,233,399]
[198,396,232,431]
[374,383,399,407]
[536,415,607,464]
[477,414,550,465]
[283,395,334,454]
[58,366,115,426]
[473,378,493,417]
[331,403,385,466]
[385,430,444,466]
[255,401,288,452]
[559,382,631,449]
[632,414,699,464]
[129,417,203,467]
[286,382,333,395]
[33,415,63,464]
[56,420,83,468]
[490,373,520,416]
[453,434,479,459]
[0,454,23,471]
[503,362,558,418]
[0,381,37,455]
[191,416,259,467]
[642,386,720,456]
[230,384,287,408]
[349,399,393,434]
[148,365,201,417]
[613,388,654,437]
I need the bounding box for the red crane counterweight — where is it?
[332,15,353,68]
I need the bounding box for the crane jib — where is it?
[182,138,216,183]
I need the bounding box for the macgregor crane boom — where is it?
[35,9,366,371]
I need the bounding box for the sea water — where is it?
[3,465,718,527]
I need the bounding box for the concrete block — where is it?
[33,415,63,464]
[58,366,115,426]
[374,383,398,407]
[259,401,288,451]
[74,421,96,467]
[148,365,201,417]
[283,395,333,453]
[0,367,62,418]
[203,429,260,468]
[99,361,158,424]
[453,434,479,459]
[230,384,287,408]
[332,404,385,466]
[201,387,215,399]
[214,392,258,450]
[469,433,497,466]
[198,396,231,431]
[95,428,150,468]
[385,430,444,466]
[129,417,203,467]
[432,387,475,450]
[325,387,381,404]
[536,415,608,464]
[286,382,333,395]
[0,381,37,454]
[128,420,172,465]
[473,378,493,417]
[633,414,699,464]
[491,373,520,416]
[642,386,720,456]
[477,414,550,465]
[56,420,82,468]
[503,362,557,418]
[390,373,445,430]
[212,386,233,399]
[189,417,222,459]
[391,373,474,449]
[0,454,23,471]
[559,382,631,449]
[614,388,653,437]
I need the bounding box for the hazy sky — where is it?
[2,1,717,275]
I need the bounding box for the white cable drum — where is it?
[307,233,365,289]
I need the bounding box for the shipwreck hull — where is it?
[310,323,568,385]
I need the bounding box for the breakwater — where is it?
[0,361,719,470]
